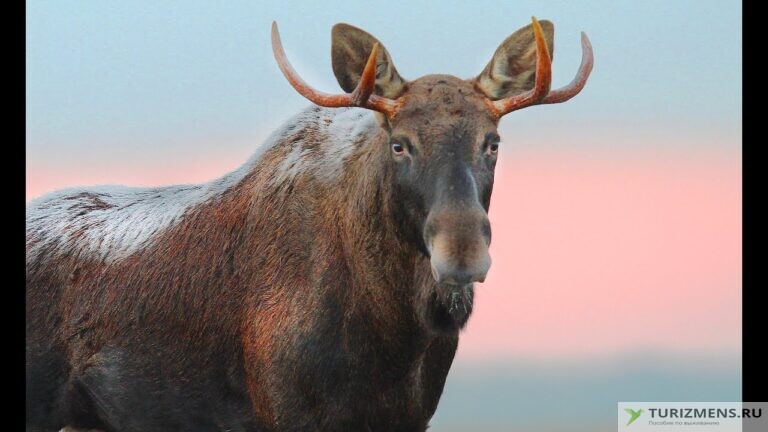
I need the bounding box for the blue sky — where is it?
[431,354,741,431]
[27,0,741,167]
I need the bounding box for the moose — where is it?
[26,18,592,431]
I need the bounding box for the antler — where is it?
[539,32,594,105]
[488,17,594,118]
[271,22,400,118]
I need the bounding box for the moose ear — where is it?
[475,20,555,100]
[331,23,407,99]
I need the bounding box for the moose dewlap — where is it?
[26,17,592,431]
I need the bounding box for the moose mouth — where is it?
[427,282,474,333]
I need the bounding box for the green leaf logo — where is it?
[624,408,644,426]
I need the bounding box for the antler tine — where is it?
[490,18,594,118]
[351,42,379,105]
[271,21,399,117]
[540,32,594,104]
[490,16,553,118]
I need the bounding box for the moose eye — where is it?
[485,133,501,155]
[391,137,410,156]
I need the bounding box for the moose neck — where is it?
[332,121,438,338]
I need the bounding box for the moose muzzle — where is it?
[425,205,491,286]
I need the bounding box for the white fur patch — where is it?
[272,107,377,185]
[26,107,379,263]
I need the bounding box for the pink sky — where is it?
[26,133,741,362]
[461,141,741,361]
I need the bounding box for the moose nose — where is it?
[425,207,492,286]
[424,164,492,286]
[430,252,491,285]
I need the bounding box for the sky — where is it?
[27,1,741,430]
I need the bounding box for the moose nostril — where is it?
[430,259,490,286]
[444,269,475,285]
[430,264,441,283]
[482,219,492,245]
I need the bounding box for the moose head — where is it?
[272,18,593,329]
